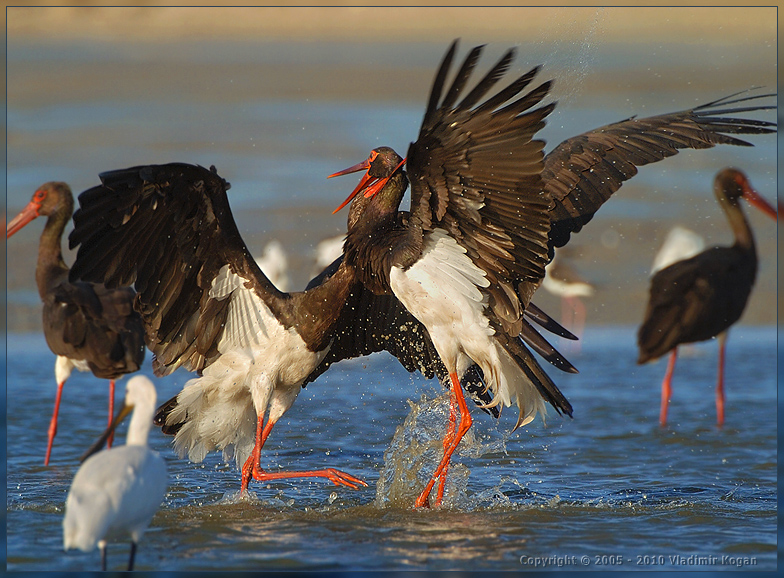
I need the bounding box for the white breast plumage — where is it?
[391,228,489,321]
[390,228,547,428]
[167,264,329,469]
[390,228,493,364]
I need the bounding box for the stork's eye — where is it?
[33,189,46,202]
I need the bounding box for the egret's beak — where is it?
[79,402,134,463]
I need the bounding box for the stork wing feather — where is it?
[544,90,776,253]
[406,41,557,335]
[68,163,284,376]
[46,281,144,379]
[637,246,754,364]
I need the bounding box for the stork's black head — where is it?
[329,147,407,215]
[714,168,776,219]
[7,182,74,238]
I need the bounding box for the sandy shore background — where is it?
[6,4,777,44]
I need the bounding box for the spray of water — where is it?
[374,391,520,510]
[533,7,605,105]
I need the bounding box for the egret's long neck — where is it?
[125,399,155,447]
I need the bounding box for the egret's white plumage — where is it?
[63,375,167,571]
[314,235,345,272]
[255,239,290,291]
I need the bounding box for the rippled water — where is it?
[5,326,776,571]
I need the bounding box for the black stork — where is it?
[328,40,775,507]
[637,168,776,427]
[7,182,145,465]
[66,162,505,495]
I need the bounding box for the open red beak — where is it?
[329,155,407,214]
[742,186,777,220]
[329,158,375,214]
[6,200,42,238]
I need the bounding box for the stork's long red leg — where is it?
[241,413,267,493]
[561,294,571,333]
[716,333,727,427]
[659,348,678,426]
[106,379,115,449]
[415,372,472,508]
[240,414,367,494]
[251,467,367,488]
[44,380,66,466]
[434,387,458,506]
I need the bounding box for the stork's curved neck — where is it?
[35,208,71,300]
[344,171,422,293]
[722,199,755,253]
[294,259,358,351]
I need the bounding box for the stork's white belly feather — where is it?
[390,228,546,427]
[168,265,327,468]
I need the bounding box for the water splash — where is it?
[373,392,515,510]
[534,7,605,105]
[215,488,295,509]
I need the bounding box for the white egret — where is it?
[63,375,167,571]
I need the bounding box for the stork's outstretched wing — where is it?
[69,163,286,376]
[544,90,776,253]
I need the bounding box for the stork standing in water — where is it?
[637,168,776,427]
[7,183,145,465]
[329,41,775,507]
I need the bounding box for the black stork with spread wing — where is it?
[328,40,775,507]
[7,182,145,465]
[637,168,776,427]
[67,162,512,494]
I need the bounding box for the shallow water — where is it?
[5,326,776,571]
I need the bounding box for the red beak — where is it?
[742,186,777,220]
[329,158,375,214]
[7,200,42,238]
[329,155,407,214]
